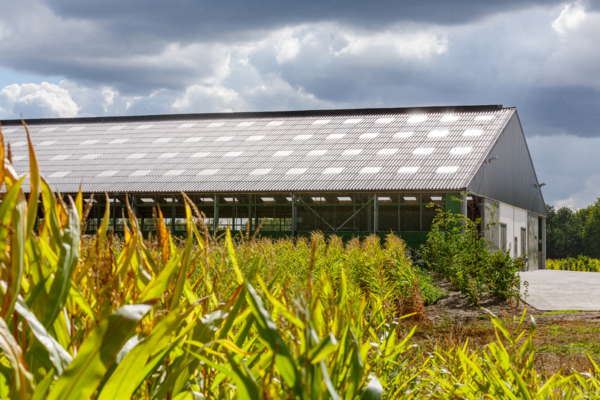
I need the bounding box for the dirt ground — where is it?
[409,283,600,374]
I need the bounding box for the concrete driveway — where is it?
[519,270,600,311]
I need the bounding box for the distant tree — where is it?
[583,199,600,258]
[546,204,586,259]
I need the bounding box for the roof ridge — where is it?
[1,104,506,126]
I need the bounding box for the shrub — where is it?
[420,201,524,304]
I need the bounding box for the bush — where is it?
[420,201,524,304]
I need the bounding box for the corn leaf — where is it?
[47,301,155,400]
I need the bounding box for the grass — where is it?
[2,122,600,398]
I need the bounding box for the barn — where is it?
[1,104,547,269]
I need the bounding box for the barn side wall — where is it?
[466,112,547,217]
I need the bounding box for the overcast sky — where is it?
[1,0,599,209]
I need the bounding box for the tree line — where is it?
[546,200,600,259]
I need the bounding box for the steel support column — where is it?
[214,194,219,235]
[291,193,297,239]
[373,194,378,233]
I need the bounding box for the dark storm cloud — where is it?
[44,0,567,39]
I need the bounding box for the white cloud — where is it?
[552,2,587,35]
[334,29,449,59]
[0,82,79,118]
[171,84,244,113]
[274,35,302,63]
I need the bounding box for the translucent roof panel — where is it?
[4,106,515,193]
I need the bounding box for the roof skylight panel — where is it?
[39,141,57,146]
[267,121,284,126]
[378,196,393,203]
[475,115,494,121]
[398,166,419,173]
[223,151,243,157]
[286,197,293,202]
[436,166,459,173]
[327,133,345,140]
[223,197,237,202]
[377,149,398,155]
[307,150,327,156]
[311,197,326,202]
[136,125,153,130]
[67,127,84,132]
[127,153,147,159]
[250,168,271,175]
[190,152,210,158]
[359,167,381,174]
[413,148,434,155]
[393,132,413,138]
[49,171,70,178]
[184,137,203,142]
[198,169,219,175]
[407,115,427,124]
[294,134,312,140]
[130,170,151,176]
[246,135,264,141]
[178,123,197,129]
[403,196,418,201]
[312,119,330,125]
[207,122,225,127]
[273,150,293,157]
[237,121,255,127]
[441,115,460,122]
[344,118,362,124]
[97,170,119,177]
[430,196,443,201]
[80,139,100,145]
[463,129,483,136]
[12,156,26,161]
[108,126,125,130]
[81,154,101,160]
[153,137,173,143]
[286,168,307,175]
[450,147,472,155]
[215,136,233,142]
[12,142,27,147]
[261,197,276,202]
[427,130,449,138]
[323,167,344,174]
[200,197,214,202]
[375,117,394,124]
[140,198,155,203]
[342,149,362,155]
[40,127,57,132]
[164,170,185,176]
[51,155,70,160]
[359,133,378,139]
[337,196,352,202]
[159,152,178,158]
[110,138,128,144]
[2,128,17,133]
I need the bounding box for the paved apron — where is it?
[519,270,600,311]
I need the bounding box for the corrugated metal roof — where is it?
[1,105,514,194]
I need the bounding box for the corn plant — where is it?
[1,123,600,399]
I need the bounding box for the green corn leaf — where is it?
[244,279,305,399]
[0,174,26,318]
[31,369,55,400]
[14,296,72,376]
[40,178,63,251]
[43,198,80,329]
[359,375,383,400]
[47,301,155,400]
[25,123,41,237]
[138,251,183,303]
[0,317,34,399]
[170,203,194,310]
[97,304,193,400]
[309,333,338,364]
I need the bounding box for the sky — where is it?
[0,0,599,209]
